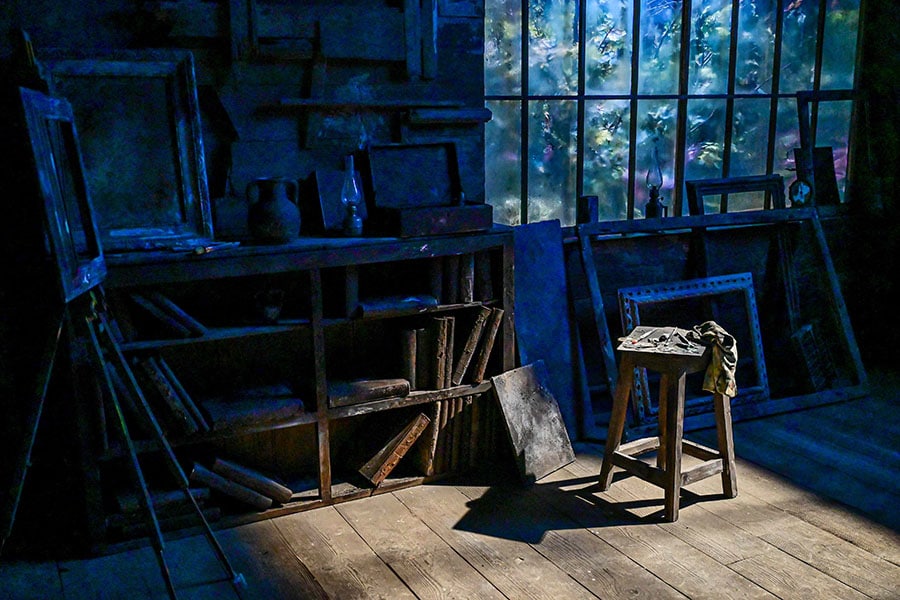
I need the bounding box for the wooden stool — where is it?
[598,328,738,522]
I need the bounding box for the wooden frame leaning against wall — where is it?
[41,48,213,252]
[617,273,769,427]
[574,208,867,439]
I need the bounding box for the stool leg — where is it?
[657,376,667,470]
[713,393,738,498]
[599,359,635,490]
[662,371,686,522]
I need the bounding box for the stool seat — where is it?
[598,327,738,522]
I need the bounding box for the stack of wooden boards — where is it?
[400,304,504,392]
[189,458,294,511]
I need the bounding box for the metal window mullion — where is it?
[721,0,742,205]
[673,0,694,216]
[766,0,787,180]
[576,0,587,202]
[810,0,828,146]
[627,0,642,219]
[844,0,869,202]
[521,0,530,223]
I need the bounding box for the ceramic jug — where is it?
[246,177,300,243]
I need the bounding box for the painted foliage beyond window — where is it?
[485,0,861,225]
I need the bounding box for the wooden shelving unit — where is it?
[87,229,515,550]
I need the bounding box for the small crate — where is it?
[359,142,493,237]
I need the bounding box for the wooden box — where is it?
[359,142,493,237]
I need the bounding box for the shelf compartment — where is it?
[329,381,491,419]
[101,410,319,460]
[119,321,311,351]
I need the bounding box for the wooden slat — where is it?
[681,439,720,461]
[274,506,416,599]
[680,459,723,486]
[542,462,779,599]
[452,482,689,599]
[611,453,665,488]
[335,493,505,598]
[394,484,597,599]
[0,560,64,599]
[698,416,900,527]
[729,551,869,599]
[617,436,660,456]
[680,482,900,600]
[58,545,171,598]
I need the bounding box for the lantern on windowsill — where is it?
[645,141,668,218]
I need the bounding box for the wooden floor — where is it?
[2,382,898,599]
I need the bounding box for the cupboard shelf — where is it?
[119,321,312,351]
[84,230,515,549]
[101,408,318,460]
[328,381,492,419]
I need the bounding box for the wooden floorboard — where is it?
[274,506,416,600]
[1,385,898,599]
[451,481,688,600]
[394,483,596,599]
[692,394,900,531]
[334,492,505,599]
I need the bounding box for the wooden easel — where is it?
[1,67,244,597]
[1,288,247,599]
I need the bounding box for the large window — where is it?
[485,0,861,225]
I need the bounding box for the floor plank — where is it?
[452,481,689,600]
[692,395,900,531]
[0,559,64,599]
[394,483,596,599]
[685,463,900,599]
[540,462,779,600]
[335,492,505,599]
[58,546,163,599]
[694,434,900,566]
[274,506,416,600]
[121,519,327,599]
[729,551,870,600]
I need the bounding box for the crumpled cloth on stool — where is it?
[686,321,738,398]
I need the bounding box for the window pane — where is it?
[688,0,732,95]
[821,0,859,89]
[779,0,819,92]
[585,0,633,94]
[485,100,523,225]
[726,98,773,211]
[485,0,522,95]
[730,98,772,177]
[528,100,577,224]
[528,0,579,96]
[736,0,777,94]
[635,99,677,217]
[638,0,683,95]
[774,97,801,187]
[815,100,852,202]
[685,98,726,213]
[583,100,631,220]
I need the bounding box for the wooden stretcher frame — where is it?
[685,174,786,216]
[617,272,770,425]
[576,207,867,437]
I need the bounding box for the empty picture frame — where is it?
[617,273,769,425]
[19,87,106,303]
[685,174,786,216]
[42,49,212,251]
